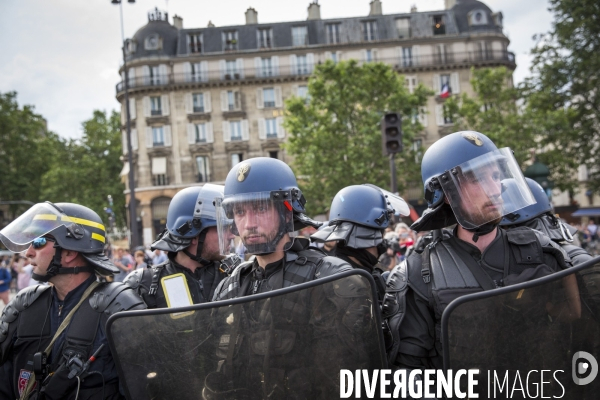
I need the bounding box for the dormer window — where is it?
[145,34,160,50]
[468,9,489,26]
[188,33,203,54]
[433,16,446,35]
[223,31,239,51]
[125,40,137,55]
[257,28,273,49]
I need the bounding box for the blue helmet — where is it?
[501,178,553,226]
[152,184,224,252]
[311,184,409,249]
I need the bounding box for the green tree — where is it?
[283,60,431,215]
[41,110,126,228]
[0,92,58,219]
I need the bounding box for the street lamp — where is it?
[112,0,140,248]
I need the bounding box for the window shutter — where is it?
[258,118,266,139]
[146,127,153,147]
[128,98,136,120]
[142,66,150,85]
[254,57,262,77]
[185,93,192,114]
[325,51,332,60]
[276,117,285,138]
[336,51,343,61]
[122,130,127,154]
[435,104,445,126]
[234,91,241,110]
[131,128,138,150]
[372,49,378,61]
[274,87,283,108]
[236,59,244,78]
[241,119,250,141]
[220,91,228,112]
[204,92,212,113]
[362,50,367,61]
[183,62,192,82]
[206,122,214,143]
[158,64,168,84]
[143,97,151,117]
[222,121,231,142]
[292,85,298,96]
[396,47,402,62]
[451,72,460,94]
[306,53,314,73]
[272,56,279,76]
[418,108,428,127]
[256,88,264,109]
[161,95,170,116]
[164,125,172,146]
[187,123,196,144]
[433,74,441,94]
[289,55,297,74]
[412,45,420,66]
[219,60,226,80]
[200,61,209,82]
[128,68,136,87]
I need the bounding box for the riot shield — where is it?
[443,256,600,399]
[107,270,386,400]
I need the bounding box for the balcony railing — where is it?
[116,51,515,94]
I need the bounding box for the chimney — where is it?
[410,5,417,13]
[245,7,258,24]
[307,2,321,20]
[445,0,457,9]
[207,20,215,27]
[369,0,382,16]
[172,14,183,29]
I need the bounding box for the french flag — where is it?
[440,83,451,99]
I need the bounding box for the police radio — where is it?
[219,254,242,275]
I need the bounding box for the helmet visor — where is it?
[193,184,224,222]
[216,192,294,255]
[438,148,535,229]
[375,187,410,217]
[0,203,69,252]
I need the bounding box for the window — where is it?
[150,96,162,116]
[194,123,207,143]
[196,156,210,182]
[152,126,164,146]
[225,60,238,79]
[269,151,278,159]
[153,174,168,186]
[149,66,160,85]
[261,58,273,77]
[152,157,168,185]
[433,16,446,35]
[297,85,308,100]
[265,118,277,138]
[188,33,202,53]
[396,18,411,38]
[297,55,309,75]
[145,34,160,50]
[440,74,451,97]
[258,28,273,49]
[231,153,243,166]
[227,91,240,111]
[365,50,374,62]
[223,31,238,51]
[292,26,308,46]
[436,104,453,125]
[326,24,340,44]
[435,44,448,64]
[193,93,204,113]
[362,21,377,41]
[402,47,413,67]
[230,121,242,141]
[263,88,275,108]
[190,63,205,82]
[475,41,492,60]
[412,139,423,163]
[469,10,489,26]
[331,52,339,64]
[405,76,417,93]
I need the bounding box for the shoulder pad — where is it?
[386,260,408,293]
[561,244,593,266]
[1,285,51,344]
[315,255,353,279]
[212,261,252,301]
[123,268,148,291]
[89,282,146,315]
[405,252,430,301]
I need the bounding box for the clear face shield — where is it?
[0,202,68,252]
[438,148,535,230]
[371,186,411,218]
[216,191,294,256]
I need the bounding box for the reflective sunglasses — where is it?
[32,236,56,249]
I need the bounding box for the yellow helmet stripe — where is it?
[32,214,105,232]
[33,214,58,221]
[91,232,106,244]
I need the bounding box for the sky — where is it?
[0,0,554,139]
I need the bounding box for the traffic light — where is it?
[381,112,402,156]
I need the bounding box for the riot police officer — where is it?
[501,177,593,265]
[124,184,237,308]
[383,131,570,371]
[0,202,145,399]
[209,157,373,398]
[311,184,410,302]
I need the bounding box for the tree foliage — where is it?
[283,60,432,215]
[41,110,127,227]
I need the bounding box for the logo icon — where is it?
[461,132,483,146]
[572,351,598,385]
[237,163,251,182]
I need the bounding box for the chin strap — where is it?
[32,245,95,282]
[465,222,498,243]
[183,229,213,266]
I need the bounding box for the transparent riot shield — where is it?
[107,270,386,400]
[443,257,600,399]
